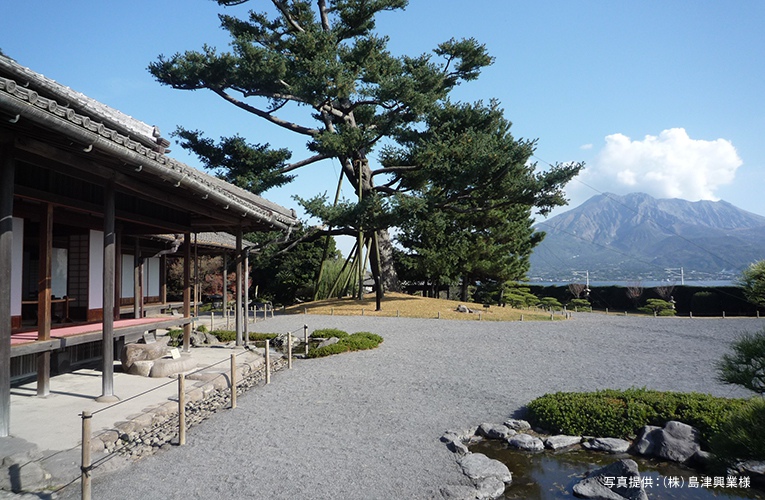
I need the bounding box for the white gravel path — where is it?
[60,313,761,500]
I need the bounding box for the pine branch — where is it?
[211,87,320,136]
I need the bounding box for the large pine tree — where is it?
[149,0,494,299]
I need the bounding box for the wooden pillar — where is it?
[222,252,228,324]
[235,228,243,346]
[36,202,53,397]
[193,233,199,318]
[182,233,191,352]
[243,248,249,347]
[97,181,118,402]
[133,238,140,319]
[0,138,15,436]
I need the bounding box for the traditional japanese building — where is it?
[0,54,297,436]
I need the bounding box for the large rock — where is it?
[544,435,582,450]
[632,421,700,463]
[457,453,513,485]
[503,419,531,431]
[507,433,544,452]
[317,337,340,348]
[120,337,169,369]
[583,437,631,453]
[149,354,197,378]
[272,332,302,348]
[573,459,648,500]
[477,423,516,440]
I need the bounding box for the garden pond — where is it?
[472,440,765,499]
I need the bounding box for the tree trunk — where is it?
[375,228,401,293]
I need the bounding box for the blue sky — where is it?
[3,1,764,242]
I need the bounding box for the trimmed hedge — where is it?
[210,330,278,343]
[307,331,384,358]
[525,388,749,445]
[310,328,349,339]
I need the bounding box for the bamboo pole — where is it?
[230,353,237,409]
[178,374,186,445]
[265,339,271,384]
[81,410,92,500]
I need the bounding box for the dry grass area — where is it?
[283,292,556,321]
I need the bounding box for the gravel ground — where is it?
[58,313,762,500]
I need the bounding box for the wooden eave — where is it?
[0,58,298,235]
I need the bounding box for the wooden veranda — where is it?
[0,54,297,436]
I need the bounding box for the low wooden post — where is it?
[605,308,609,315]
[520,314,523,322]
[437,311,440,320]
[722,311,726,319]
[178,374,186,445]
[230,353,237,409]
[211,311,215,331]
[690,312,693,319]
[265,339,271,384]
[331,307,334,316]
[362,308,365,316]
[304,324,309,356]
[287,332,293,369]
[478,312,482,321]
[81,410,92,500]
[396,309,400,318]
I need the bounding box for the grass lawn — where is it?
[282,292,557,321]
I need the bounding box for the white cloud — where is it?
[579,128,742,201]
[580,143,593,150]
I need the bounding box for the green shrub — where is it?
[310,328,349,339]
[525,388,748,445]
[709,398,765,462]
[307,343,351,358]
[638,299,676,316]
[340,332,384,351]
[196,324,208,333]
[307,331,383,358]
[210,330,278,343]
[568,299,592,311]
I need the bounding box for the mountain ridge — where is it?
[529,192,765,281]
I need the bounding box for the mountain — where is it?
[529,192,765,282]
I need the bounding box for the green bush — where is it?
[307,343,351,358]
[310,328,349,339]
[210,330,278,342]
[709,398,765,462]
[638,299,676,316]
[525,388,748,445]
[196,324,208,333]
[340,332,384,350]
[307,331,383,358]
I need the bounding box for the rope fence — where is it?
[50,323,308,500]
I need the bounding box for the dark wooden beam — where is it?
[0,136,15,437]
[14,138,240,226]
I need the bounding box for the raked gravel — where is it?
[58,313,761,500]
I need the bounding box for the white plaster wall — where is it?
[88,230,103,309]
[121,254,134,299]
[145,257,160,297]
[11,217,23,316]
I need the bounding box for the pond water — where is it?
[472,440,765,500]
